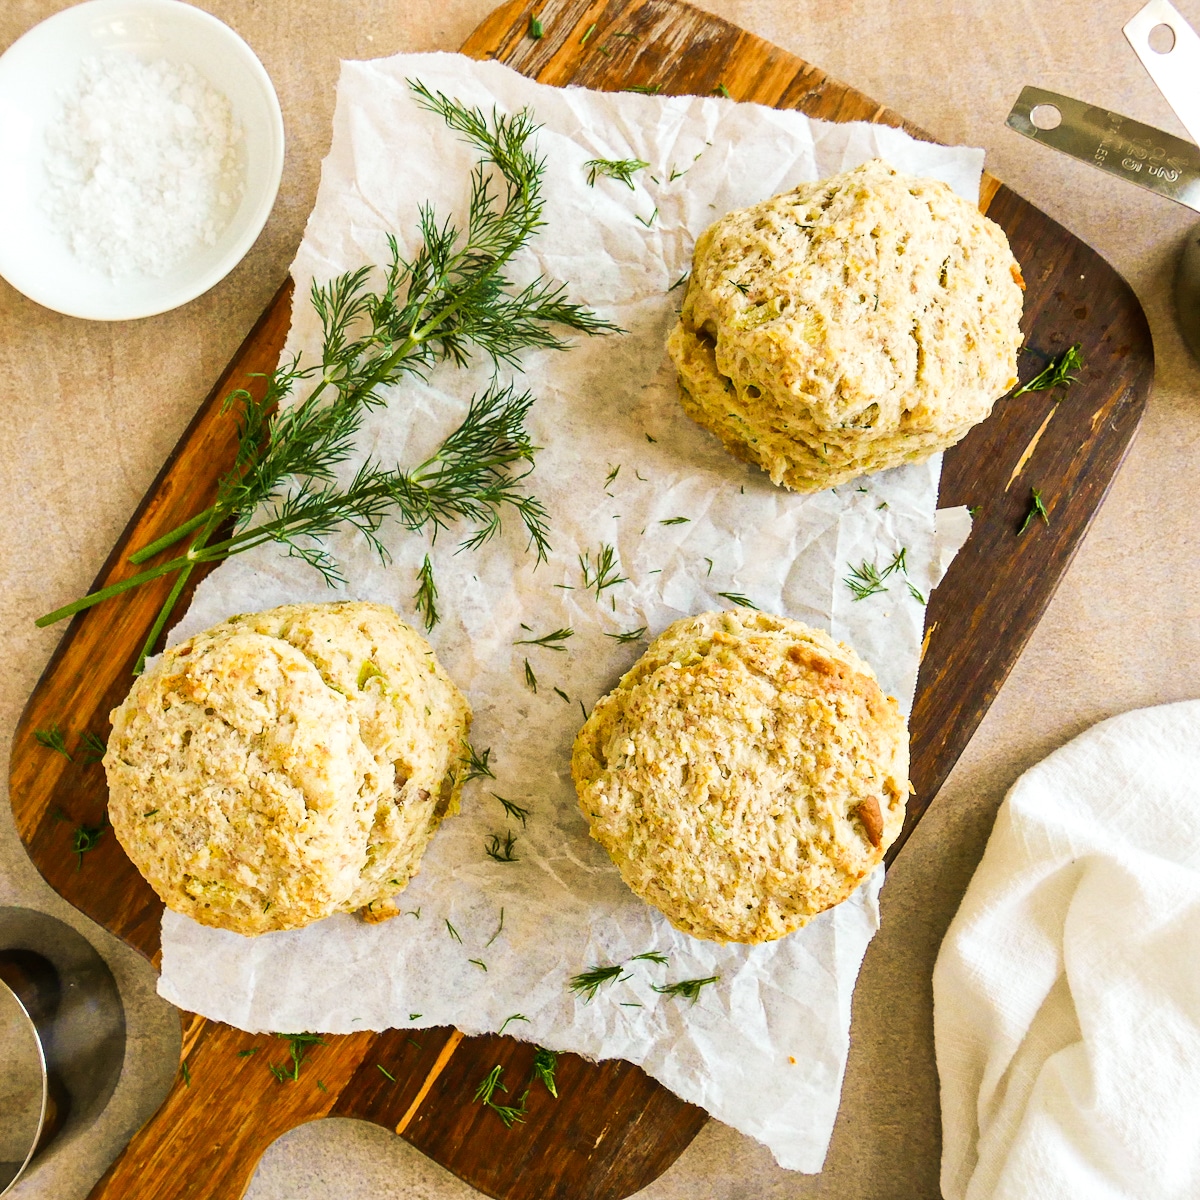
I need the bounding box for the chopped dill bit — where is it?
[967,505,981,517]
[269,1033,324,1083]
[237,1048,259,1057]
[645,432,657,443]
[1018,487,1050,535]
[605,463,621,487]
[446,919,462,943]
[1012,343,1083,398]
[569,963,627,1002]
[469,958,488,971]
[180,1060,191,1087]
[499,1012,529,1036]
[635,469,648,482]
[632,951,669,965]
[80,731,107,763]
[514,627,573,651]
[579,700,588,721]
[485,830,519,862]
[714,83,732,98]
[72,817,106,870]
[717,591,758,610]
[410,1013,422,1021]
[704,557,714,576]
[377,1064,396,1081]
[857,486,868,493]
[414,554,439,631]
[612,31,639,39]
[652,975,720,1003]
[35,724,72,760]
[473,1064,528,1127]
[142,809,158,818]
[580,543,628,599]
[489,792,528,820]
[553,686,571,703]
[317,1079,328,1093]
[580,21,596,44]
[486,907,505,947]
[406,907,421,919]
[474,1065,504,1104]
[605,626,646,643]
[524,658,538,693]
[585,157,649,189]
[635,207,659,228]
[659,516,689,525]
[262,901,272,914]
[462,742,495,783]
[620,1001,643,1007]
[624,83,661,94]
[528,13,543,37]
[907,582,927,604]
[844,561,888,601]
[407,1038,423,1051]
[730,279,749,296]
[532,1047,559,1098]
[668,164,688,182]
[598,44,612,57]
[884,547,908,577]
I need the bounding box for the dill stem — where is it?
[133,563,194,675]
[36,556,195,627]
[128,508,215,564]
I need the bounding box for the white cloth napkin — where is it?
[933,700,1200,1200]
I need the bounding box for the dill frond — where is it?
[584,157,649,189]
[461,742,495,783]
[485,830,519,862]
[514,627,573,651]
[493,794,529,826]
[532,1047,559,1098]
[446,919,462,943]
[569,963,627,1002]
[580,544,627,599]
[269,1033,324,1083]
[652,975,719,1003]
[844,561,888,601]
[499,1012,529,1036]
[716,591,758,610]
[605,626,646,643]
[414,555,439,631]
[80,730,106,763]
[1012,344,1083,398]
[659,516,689,525]
[528,13,543,38]
[523,658,538,692]
[631,951,669,965]
[473,1064,528,1127]
[72,818,105,870]
[1019,487,1050,534]
[35,724,71,760]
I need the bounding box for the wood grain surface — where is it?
[8,1,1153,1198]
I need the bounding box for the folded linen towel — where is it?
[933,700,1200,1200]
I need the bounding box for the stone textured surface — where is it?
[2,0,1198,1196]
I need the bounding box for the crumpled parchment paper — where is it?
[157,53,978,1171]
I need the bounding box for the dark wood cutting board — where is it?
[8,1,1153,1197]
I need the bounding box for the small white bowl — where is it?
[0,0,284,321]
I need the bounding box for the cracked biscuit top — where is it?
[571,609,909,944]
[667,159,1024,492]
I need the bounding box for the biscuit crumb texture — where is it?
[668,159,1024,492]
[572,610,908,943]
[105,601,471,936]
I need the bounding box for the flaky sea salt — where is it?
[44,55,244,278]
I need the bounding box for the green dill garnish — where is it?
[461,743,495,783]
[907,582,926,604]
[844,561,888,601]
[635,207,658,228]
[585,158,649,189]
[580,22,596,44]
[580,543,627,598]
[486,907,505,947]
[469,958,488,971]
[1018,487,1050,535]
[410,1013,422,1020]
[714,83,731,98]
[652,975,720,1003]
[180,1060,191,1087]
[523,658,538,692]
[605,463,621,487]
[624,83,661,94]
[269,1033,324,1083]
[886,547,908,576]
[35,724,72,760]
[632,951,669,965]
[37,83,616,674]
[553,686,570,703]
[142,809,158,818]
[80,731,106,763]
[716,591,758,610]
[668,164,687,182]
[569,963,627,1001]
[446,919,462,943]
[485,831,519,862]
[730,279,749,296]
[414,554,438,631]
[473,1065,528,1127]
[317,1079,328,1093]
[659,516,689,525]
[645,432,657,443]
[704,557,713,576]
[377,1064,396,1081]
[514,627,573,651]
[606,626,646,643]
[407,907,421,919]
[407,1038,423,1051]
[528,13,543,38]
[532,1047,559,1098]
[669,271,690,292]
[967,505,981,517]
[1012,344,1083,398]
[499,1012,529,1036]
[493,794,529,826]
[237,1048,259,1058]
[72,817,106,870]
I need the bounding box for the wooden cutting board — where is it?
[9,1,1153,1197]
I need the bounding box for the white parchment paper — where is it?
[157,53,978,1172]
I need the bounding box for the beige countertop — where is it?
[2,1,1198,1197]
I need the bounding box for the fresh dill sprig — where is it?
[35,725,72,760]
[605,463,621,488]
[514,627,573,651]
[844,561,888,601]
[499,1013,529,1036]
[1012,344,1083,398]
[631,951,669,965]
[885,547,908,577]
[80,731,106,763]
[730,279,749,296]
[1019,487,1050,535]
[461,742,495,783]
[585,157,649,189]
[72,818,106,870]
[659,516,689,525]
[532,1047,559,1098]
[446,919,462,943]
[717,591,758,609]
[473,1065,528,1127]
[523,658,538,692]
[493,794,530,826]
[485,831,519,862]
[580,544,627,599]
[606,626,646,643]
[907,581,926,604]
[528,12,543,38]
[37,84,617,674]
[569,963,627,1002]
[269,1033,324,1083]
[414,555,439,631]
[652,975,719,1003]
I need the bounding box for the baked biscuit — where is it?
[572,610,908,943]
[105,601,470,935]
[667,159,1024,492]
